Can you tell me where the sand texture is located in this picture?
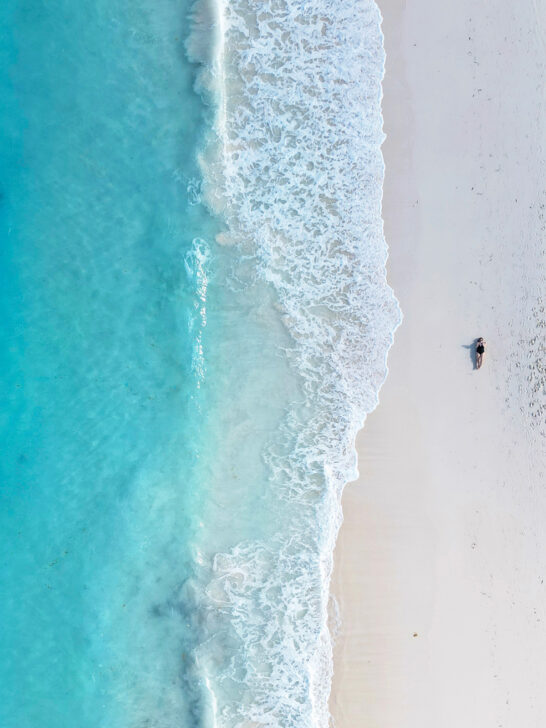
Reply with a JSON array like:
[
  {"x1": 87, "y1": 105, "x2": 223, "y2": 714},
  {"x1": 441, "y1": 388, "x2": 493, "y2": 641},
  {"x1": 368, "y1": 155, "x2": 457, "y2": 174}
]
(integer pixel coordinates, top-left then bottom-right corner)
[{"x1": 331, "y1": 0, "x2": 546, "y2": 726}]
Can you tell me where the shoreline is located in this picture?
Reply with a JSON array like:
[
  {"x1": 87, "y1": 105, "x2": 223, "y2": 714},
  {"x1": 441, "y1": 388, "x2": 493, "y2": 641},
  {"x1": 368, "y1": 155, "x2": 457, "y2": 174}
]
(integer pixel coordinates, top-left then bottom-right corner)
[{"x1": 331, "y1": 0, "x2": 546, "y2": 725}]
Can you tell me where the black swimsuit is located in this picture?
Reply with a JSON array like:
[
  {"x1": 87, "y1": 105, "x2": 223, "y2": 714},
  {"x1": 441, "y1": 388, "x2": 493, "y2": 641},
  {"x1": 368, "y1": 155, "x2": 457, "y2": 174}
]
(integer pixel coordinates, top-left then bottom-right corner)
[{"x1": 477, "y1": 345, "x2": 484, "y2": 354}]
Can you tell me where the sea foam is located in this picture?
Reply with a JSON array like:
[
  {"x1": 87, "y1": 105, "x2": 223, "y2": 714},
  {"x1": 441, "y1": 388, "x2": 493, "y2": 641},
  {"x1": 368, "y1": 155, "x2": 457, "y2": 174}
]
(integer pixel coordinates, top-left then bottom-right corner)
[{"x1": 187, "y1": 0, "x2": 401, "y2": 725}]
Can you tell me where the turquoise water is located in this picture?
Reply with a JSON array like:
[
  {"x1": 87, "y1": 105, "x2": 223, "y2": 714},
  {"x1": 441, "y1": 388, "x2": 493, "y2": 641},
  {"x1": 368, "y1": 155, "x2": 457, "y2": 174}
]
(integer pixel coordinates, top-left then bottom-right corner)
[
  {"x1": 0, "y1": 1, "x2": 400, "y2": 726},
  {"x1": 0, "y1": 1, "x2": 219, "y2": 724}
]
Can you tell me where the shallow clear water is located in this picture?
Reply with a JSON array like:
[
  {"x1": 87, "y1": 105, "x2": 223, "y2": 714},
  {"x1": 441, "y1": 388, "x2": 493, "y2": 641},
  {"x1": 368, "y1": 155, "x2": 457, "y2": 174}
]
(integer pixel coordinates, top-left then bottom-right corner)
[{"x1": 0, "y1": 1, "x2": 400, "y2": 726}]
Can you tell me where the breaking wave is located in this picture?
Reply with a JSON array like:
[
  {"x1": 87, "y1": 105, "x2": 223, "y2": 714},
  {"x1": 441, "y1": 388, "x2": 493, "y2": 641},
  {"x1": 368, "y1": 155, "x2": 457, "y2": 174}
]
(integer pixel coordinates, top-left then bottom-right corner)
[{"x1": 186, "y1": 0, "x2": 402, "y2": 725}]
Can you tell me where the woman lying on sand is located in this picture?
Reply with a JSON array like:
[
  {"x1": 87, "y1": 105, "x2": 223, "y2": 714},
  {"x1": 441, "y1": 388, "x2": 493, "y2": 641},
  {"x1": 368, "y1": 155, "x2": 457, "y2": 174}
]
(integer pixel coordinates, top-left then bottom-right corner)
[{"x1": 476, "y1": 337, "x2": 486, "y2": 369}]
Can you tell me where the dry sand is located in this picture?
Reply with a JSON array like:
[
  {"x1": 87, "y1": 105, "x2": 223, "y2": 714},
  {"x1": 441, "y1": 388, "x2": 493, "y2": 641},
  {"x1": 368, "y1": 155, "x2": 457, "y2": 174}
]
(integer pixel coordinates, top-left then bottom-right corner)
[{"x1": 331, "y1": 0, "x2": 546, "y2": 726}]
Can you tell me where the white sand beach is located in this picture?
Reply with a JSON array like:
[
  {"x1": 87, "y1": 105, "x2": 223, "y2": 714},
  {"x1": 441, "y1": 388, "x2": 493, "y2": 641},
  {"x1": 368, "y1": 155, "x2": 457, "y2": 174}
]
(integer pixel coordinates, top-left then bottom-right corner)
[{"x1": 331, "y1": 0, "x2": 546, "y2": 726}]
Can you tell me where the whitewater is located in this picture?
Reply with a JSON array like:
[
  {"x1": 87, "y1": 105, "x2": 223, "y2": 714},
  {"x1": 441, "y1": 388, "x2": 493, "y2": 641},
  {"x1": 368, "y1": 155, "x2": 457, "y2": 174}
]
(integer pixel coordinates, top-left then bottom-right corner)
[{"x1": 185, "y1": 0, "x2": 401, "y2": 726}]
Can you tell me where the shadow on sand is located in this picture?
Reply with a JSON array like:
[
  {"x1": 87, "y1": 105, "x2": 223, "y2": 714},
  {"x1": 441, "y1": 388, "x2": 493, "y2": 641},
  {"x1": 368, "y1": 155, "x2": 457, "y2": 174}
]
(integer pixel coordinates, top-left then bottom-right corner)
[{"x1": 462, "y1": 341, "x2": 479, "y2": 370}]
